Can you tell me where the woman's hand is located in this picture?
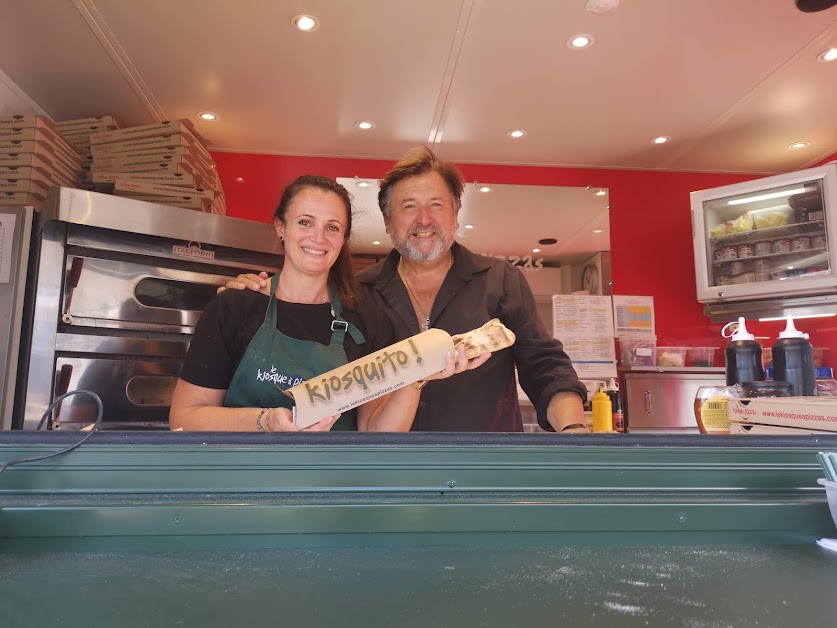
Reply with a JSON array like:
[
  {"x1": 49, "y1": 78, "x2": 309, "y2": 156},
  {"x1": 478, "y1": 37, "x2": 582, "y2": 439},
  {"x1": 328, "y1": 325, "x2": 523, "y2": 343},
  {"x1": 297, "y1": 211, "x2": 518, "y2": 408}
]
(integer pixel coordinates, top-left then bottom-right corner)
[
  {"x1": 423, "y1": 344, "x2": 491, "y2": 383},
  {"x1": 268, "y1": 408, "x2": 339, "y2": 432},
  {"x1": 217, "y1": 271, "x2": 271, "y2": 295}
]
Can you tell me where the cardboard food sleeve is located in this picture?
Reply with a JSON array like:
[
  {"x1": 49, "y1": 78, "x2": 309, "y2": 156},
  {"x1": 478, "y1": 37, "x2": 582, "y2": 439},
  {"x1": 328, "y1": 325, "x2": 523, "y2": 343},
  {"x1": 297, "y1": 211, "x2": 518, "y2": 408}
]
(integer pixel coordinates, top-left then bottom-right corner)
[{"x1": 285, "y1": 328, "x2": 454, "y2": 429}]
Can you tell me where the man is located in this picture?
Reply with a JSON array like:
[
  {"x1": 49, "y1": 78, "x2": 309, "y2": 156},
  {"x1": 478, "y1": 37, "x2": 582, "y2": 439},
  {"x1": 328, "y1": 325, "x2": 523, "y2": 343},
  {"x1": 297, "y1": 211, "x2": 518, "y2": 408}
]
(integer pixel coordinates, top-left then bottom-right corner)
[{"x1": 225, "y1": 147, "x2": 587, "y2": 432}]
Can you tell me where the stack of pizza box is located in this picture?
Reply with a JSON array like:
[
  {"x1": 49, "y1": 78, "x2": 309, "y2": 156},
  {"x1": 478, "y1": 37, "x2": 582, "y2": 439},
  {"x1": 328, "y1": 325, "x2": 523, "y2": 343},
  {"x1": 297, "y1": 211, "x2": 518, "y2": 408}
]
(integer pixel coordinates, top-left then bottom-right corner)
[
  {"x1": 87, "y1": 119, "x2": 226, "y2": 214},
  {"x1": 0, "y1": 115, "x2": 82, "y2": 210},
  {"x1": 55, "y1": 116, "x2": 120, "y2": 187}
]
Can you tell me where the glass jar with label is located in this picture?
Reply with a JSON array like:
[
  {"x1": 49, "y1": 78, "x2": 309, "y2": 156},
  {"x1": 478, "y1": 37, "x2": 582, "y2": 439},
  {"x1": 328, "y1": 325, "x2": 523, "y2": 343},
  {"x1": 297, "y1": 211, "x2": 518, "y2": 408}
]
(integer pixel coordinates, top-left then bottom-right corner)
[
  {"x1": 737, "y1": 243, "x2": 754, "y2": 258},
  {"x1": 694, "y1": 385, "x2": 741, "y2": 435},
  {"x1": 754, "y1": 241, "x2": 773, "y2": 257},
  {"x1": 773, "y1": 238, "x2": 792, "y2": 254}
]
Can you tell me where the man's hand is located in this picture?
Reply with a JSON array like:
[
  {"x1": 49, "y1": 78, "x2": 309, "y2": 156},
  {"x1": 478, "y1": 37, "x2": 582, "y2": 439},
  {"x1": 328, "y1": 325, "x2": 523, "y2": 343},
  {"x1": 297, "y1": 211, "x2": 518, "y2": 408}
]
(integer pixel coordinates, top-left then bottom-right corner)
[
  {"x1": 424, "y1": 344, "x2": 491, "y2": 383},
  {"x1": 217, "y1": 271, "x2": 271, "y2": 295}
]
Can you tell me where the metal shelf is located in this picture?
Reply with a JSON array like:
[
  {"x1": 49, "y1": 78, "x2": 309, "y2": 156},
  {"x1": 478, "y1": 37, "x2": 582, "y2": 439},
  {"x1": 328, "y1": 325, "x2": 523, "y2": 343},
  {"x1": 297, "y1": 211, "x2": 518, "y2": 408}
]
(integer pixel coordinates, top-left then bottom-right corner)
[
  {"x1": 712, "y1": 247, "x2": 827, "y2": 268},
  {"x1": 709, "y1": 220, "x2": 824, "y2": 246}
]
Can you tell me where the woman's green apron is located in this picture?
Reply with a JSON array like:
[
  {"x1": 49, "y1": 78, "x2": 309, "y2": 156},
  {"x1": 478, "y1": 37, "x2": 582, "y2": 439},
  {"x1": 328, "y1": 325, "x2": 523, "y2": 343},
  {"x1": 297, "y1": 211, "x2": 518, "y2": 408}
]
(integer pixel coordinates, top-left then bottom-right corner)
[{"x1": 224, "y1": 274, "x2": 365, "y2": 430}]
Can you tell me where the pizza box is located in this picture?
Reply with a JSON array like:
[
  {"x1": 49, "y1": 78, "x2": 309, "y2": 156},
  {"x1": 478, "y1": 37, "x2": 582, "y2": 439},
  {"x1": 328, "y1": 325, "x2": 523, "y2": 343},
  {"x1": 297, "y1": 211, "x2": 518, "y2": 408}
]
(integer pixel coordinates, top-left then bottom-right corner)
[
  {"x1": 93, "y1": 149, "x2": 204, "y2": 171},
  {"x1": 90, "y1": 119, "x2": 207, "y2": 149},
  {"x1": 101, "y1": 161, "x2": 195, "y2": 175},
  {"x1": 0, "y1": 152, "x2": 78, "y2": 183},
  {"x1": 0, "y1": 126, "x2": 66, "y2": 149},
  {"x1": 0, "y1": 177, "x2": 52, "y2": 197},
  {"x1": 0, "y1": 132, "x2": 83, "y2": 172},
  {"x1": 92, "y1": 145, "x2": 193, "y2": 164},
  {"x1": 727, "y1": 397, "x2": 837, "y2": 433},
  {"x1": 116, "y1": 193, "x2": 211, "y2": 211},
  {"x1": 60, "y1": 126, "x2": 111, "y2": 138},
  {"x1": 729, "y1": 421, "x2": 832, "y2": 435},
  {"x1": 0, "y1": 190, "x2": 46, "y2": 204},
  {"x1": 55, "y1": 116, "x2": 120, "y2": 132},
  {"x1": 90, "y1": 133, "x2": 200, "y2": 157},
  {"x1": 112, "y1": 179, "x2": 215, "y2": 200},
  {"x1": 0, "y1": 115, "x2": 57, "y2": 131},
  {"x1": 92, "y1": 171, "x2": 202, "y2": 188},
  {"x1": 0, "y1": 166, "x2": 55, "y2": 187}
]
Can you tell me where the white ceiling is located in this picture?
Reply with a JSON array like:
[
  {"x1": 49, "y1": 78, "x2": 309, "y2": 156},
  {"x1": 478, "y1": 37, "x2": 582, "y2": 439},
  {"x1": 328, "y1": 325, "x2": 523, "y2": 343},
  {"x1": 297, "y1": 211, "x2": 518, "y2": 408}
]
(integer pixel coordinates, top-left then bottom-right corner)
[{"x1": 0, "y1": 0, "x2": 835, "y2": 262}]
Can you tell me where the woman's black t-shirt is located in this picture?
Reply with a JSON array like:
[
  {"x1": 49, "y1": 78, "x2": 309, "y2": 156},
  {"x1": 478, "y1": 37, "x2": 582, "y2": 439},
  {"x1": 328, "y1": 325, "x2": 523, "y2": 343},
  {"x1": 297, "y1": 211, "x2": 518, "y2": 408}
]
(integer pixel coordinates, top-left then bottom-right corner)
[{"x1": 180, "y1": 289, "x2": 395, "y2": 390}]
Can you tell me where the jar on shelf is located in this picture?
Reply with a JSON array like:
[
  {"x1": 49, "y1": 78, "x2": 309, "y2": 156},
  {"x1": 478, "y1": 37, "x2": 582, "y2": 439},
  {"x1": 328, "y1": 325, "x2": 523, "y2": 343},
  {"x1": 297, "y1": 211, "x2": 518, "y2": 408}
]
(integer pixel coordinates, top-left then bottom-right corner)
[
  {"x1": 737, "y1": 243, "x2": 754, "y2": 258},
  {"x1": 719, "y1": 245, "x2": 738, "y2": 261},
  {"x1": 754, "y1": 241, "x2": 773, "y2": 256},
  {"x1": 791, "y1": 236, "x2": 811, "y2": 251},
  {"x1": 773, "y1": 238, "x2": 792, "y2": 254}
]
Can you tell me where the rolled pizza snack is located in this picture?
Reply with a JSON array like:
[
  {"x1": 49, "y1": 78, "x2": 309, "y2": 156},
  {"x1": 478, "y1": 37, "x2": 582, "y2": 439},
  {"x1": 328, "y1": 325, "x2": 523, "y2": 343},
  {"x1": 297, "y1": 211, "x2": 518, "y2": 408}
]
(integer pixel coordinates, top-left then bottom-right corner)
[
  {"x1": 286, "y1": 319, "x2": 516, "y2": 428},
  {"x1": 451, "y1": 318, "x2": 516, "y2": 359}
]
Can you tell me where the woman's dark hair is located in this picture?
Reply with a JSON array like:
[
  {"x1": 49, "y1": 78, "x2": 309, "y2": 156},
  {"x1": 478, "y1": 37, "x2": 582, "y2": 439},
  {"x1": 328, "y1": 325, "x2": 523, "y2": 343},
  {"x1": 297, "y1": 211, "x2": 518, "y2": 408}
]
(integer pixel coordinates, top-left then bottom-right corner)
[{"x1": 274, "y1": 175, "x2": 359, "y2": 308}]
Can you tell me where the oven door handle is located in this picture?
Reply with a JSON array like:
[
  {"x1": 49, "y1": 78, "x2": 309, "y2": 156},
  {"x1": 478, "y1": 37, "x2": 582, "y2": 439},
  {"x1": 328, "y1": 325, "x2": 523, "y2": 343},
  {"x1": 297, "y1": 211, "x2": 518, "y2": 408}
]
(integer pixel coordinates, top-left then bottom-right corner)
[
  {"x1": 62, "y1": 258, "x2": 84, "y2": 324},
  {"x1": 52, "y1": 364, "x2": 74, "y2": 429}
]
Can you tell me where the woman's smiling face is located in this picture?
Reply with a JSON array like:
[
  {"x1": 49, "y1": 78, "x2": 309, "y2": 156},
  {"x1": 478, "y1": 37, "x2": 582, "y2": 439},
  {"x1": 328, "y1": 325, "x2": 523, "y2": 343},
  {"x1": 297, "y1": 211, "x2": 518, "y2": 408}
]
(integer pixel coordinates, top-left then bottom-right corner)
[{"x1": 276, "y1": 187, "x2": 348, "y2": 277}]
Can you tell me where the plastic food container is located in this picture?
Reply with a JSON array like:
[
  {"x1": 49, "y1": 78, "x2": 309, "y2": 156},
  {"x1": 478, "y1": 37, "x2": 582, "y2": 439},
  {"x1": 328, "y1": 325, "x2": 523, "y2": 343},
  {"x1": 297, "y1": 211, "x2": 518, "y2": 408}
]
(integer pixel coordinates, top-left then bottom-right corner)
[
  {"x1": 817, "y1": 478, "x2": 837, "y2": 532},
  {"x1": 618, "y1": 336, "x2": 656, "y2": 366},
  {"x1": 687, "y1": 347, "x2": 717, "y2": 367},
  {"x1": 814, "y1": 347, "x2": 826, "y2": 367},
  {"x1": 656, "y1": 346, "x2": 688, "y2": 367}
]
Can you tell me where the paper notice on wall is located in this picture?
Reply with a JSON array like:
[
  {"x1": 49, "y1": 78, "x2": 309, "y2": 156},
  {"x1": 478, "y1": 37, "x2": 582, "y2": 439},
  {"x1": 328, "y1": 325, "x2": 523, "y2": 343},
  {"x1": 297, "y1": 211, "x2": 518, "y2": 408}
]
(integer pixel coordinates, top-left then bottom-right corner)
[
  {"x1": 612, "y1": 295, "x2": 655, "y2": 336},
  {"x1": 0, "y1": 213, "x2": 16, "y2": 284},
  {"x1": 552, "y1": 295, "x2": 617, "y2": 379},
  {"x1": 285, "y1": 328, "x2": 455, "y2": 429}
]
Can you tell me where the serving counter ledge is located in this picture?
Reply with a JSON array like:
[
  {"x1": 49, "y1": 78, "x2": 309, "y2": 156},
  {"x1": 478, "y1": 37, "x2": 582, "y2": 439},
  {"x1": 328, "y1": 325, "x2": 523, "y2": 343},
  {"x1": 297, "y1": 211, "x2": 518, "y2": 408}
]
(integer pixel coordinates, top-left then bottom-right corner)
[{"x1": 2, "y1": 433, "x2": 837, "y2": 626}]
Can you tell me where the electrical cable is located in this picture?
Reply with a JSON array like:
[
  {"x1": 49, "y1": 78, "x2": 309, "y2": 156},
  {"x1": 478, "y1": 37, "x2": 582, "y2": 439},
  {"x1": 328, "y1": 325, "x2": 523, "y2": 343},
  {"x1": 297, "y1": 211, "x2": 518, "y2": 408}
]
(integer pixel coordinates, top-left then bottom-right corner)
[{"x1": 0, "y1": 390, "x2": 104, "y2": 474}]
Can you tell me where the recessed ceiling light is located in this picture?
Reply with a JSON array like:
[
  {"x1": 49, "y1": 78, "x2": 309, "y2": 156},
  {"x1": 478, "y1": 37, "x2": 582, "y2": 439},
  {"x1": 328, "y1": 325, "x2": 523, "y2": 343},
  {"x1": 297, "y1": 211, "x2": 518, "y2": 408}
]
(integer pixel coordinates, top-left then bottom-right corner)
[
  {"x1": 507, "y1": 129, "x2": 526, "y2": 138},
  {"x1": 198, "y1": 112, "x2": 218, "y2": 121},
  {"x1": 787, "y1": 265, "x2": 795, "y2": 270},
  {"x1": 235, "y1": 177, "x2": 245, "y2": 182},
  {"x1": 355, "y1": 121, "x2": 375, "y2": 130},
  {"x1": 357, "y1": 181, "x2": 369, "y2": 188},
  {"x1": 595, "y1": 189, "x2": 606, "y2": 196},
  {"x1": 292, "y1": 15, "x2": 319, "y2": 32},
  {"x1": 464, "y1": 224, "x2": 474, "y2": 229},
  {"x1": 585, "y1": 0, "x2": 619, "y2": 13},
  {"x1": 372, "y1": 240, "x2": 381, "y2": 245},
  {"x1": 567, "y1": 34, "x2": 594, "y2": 49},
  {"x1": 479, "y1": 186, "x2": 491, "y2": 192},
  {"x1": 651, "y1": 136, "x2": 670, "y2": 144},
  {"x1": 817, "y1": 47, "x2": 837, "y2": 62},
  {"x1": 788, "y1": 141, "x2": 810, "y2": 150},
  {"x1": 593, "y1": 229, "x2": 604, "y2": 234},
  {"x1": 538, "y1": 238, "x2": 557, "y2": 245},
  {"x1": 532, "y1": 248, "x2": 541, "y2": 253}
]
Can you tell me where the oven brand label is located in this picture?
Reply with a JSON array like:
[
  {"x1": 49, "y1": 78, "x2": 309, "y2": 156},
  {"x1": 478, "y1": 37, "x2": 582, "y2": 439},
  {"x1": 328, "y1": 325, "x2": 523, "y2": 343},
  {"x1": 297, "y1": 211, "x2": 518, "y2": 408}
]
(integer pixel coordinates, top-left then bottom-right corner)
[{"x1": 173, "y1": 242, "x2": 215, "y2": 259}]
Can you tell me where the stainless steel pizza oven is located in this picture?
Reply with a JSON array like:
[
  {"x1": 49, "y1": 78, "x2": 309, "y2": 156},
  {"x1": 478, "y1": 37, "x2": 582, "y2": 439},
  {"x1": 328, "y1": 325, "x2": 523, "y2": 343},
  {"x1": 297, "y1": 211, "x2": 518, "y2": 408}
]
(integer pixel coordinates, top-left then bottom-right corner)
[{"x1": 17, "y1": 187, "x2": 280, "y2": 430}]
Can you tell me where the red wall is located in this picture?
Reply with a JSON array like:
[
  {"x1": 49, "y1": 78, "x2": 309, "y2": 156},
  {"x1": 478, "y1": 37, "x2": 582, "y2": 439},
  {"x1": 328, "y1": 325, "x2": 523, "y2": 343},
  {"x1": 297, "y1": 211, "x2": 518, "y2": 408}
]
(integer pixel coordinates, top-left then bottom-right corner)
[{"x1": 211, "y1": 150, "x2": 837, "y2": 364}]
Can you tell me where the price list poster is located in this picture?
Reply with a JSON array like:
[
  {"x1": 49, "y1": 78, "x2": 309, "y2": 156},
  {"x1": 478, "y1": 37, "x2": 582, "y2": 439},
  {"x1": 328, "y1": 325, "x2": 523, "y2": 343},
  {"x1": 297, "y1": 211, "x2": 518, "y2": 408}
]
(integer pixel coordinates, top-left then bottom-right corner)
[
  {"x1": 612, "y1": 295, "x2": 656, "y2": 337},
  {"x1": 551, "y1": 295, "x2": 617, "y2": 379}
]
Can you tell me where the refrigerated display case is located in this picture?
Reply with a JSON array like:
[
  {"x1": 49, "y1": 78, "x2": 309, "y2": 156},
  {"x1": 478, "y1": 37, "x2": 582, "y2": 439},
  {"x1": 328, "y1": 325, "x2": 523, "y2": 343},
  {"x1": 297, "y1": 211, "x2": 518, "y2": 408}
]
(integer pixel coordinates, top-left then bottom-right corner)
[{"x1": 692, "y1": 163, "x2": 837, "y2": 308}]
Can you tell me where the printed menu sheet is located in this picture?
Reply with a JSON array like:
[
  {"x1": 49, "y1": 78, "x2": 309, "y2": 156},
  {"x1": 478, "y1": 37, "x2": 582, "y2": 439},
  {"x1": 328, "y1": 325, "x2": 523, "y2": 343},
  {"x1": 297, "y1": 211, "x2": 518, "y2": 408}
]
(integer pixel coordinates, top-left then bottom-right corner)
[
  {"x1": 612, "y1": 295, "x2": 655, "y2": 336},
  {"x1": 0, "y1": 213, "x2": 16, "y2": 284},
  {"x1": 552, "y1": 295, "x2": 617, "y2": 379}
]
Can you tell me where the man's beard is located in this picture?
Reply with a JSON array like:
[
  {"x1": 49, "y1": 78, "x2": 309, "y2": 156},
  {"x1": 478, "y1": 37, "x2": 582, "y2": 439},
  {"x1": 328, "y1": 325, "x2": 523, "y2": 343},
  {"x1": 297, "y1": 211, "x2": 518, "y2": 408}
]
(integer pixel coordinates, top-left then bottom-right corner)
[{"x1": 390, "y1": 224, "x2": 455, "y2": 263}]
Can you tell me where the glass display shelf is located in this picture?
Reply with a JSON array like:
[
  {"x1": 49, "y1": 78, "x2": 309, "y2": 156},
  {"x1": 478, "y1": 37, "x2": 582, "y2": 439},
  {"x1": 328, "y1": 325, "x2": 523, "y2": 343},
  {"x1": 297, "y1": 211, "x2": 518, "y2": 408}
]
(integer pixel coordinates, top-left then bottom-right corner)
[{"x1": 709, "y1": 220, "x2": 824, "y2": 246}]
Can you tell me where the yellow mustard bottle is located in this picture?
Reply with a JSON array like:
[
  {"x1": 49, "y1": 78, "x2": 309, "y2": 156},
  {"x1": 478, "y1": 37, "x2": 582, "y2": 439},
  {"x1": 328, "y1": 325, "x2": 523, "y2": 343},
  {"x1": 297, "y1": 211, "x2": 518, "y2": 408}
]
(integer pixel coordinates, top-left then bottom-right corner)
[{"x1": 592, "y1": 386, "x2": 613, "y2": 433}]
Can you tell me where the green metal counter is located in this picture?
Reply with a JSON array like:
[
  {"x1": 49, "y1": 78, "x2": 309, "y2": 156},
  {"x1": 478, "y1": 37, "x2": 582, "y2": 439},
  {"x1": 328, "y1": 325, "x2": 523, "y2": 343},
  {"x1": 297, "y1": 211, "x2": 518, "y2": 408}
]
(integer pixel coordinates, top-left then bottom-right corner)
[{"x1": 1, "y1": 432, "x2": 836, "y2": 626}]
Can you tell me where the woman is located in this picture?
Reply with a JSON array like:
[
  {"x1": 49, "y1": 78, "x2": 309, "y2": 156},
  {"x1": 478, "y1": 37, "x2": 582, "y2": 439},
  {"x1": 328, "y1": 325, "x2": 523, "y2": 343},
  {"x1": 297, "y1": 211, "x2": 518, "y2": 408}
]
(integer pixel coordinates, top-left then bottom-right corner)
[{"x1": 170, "y1": 175, "x2": 487, "y2": 432}]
